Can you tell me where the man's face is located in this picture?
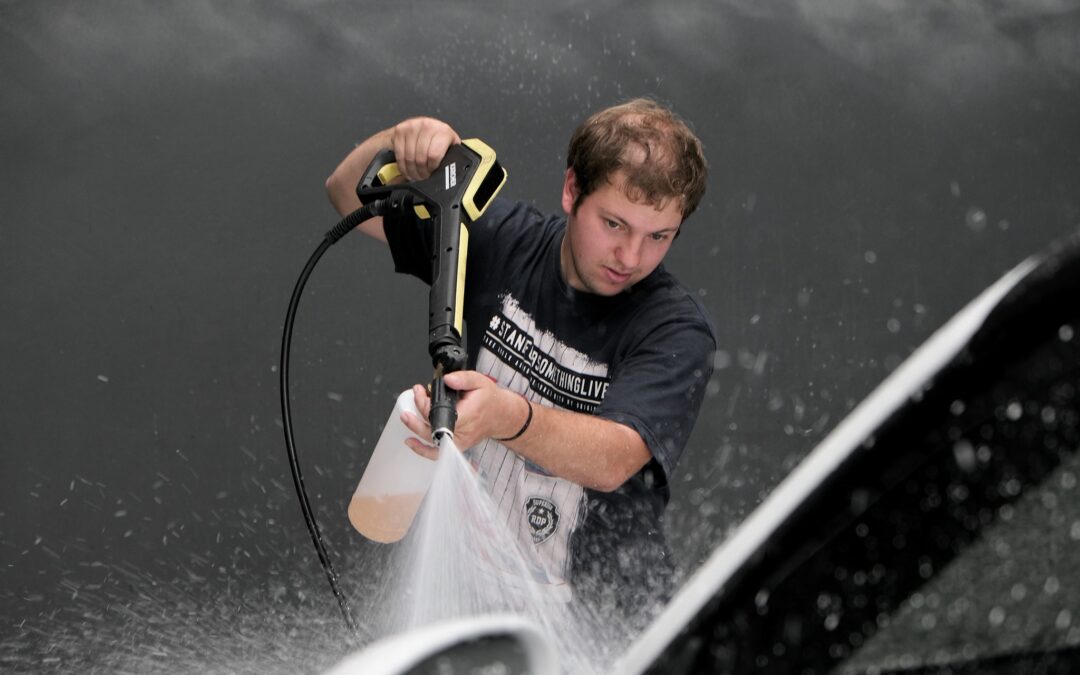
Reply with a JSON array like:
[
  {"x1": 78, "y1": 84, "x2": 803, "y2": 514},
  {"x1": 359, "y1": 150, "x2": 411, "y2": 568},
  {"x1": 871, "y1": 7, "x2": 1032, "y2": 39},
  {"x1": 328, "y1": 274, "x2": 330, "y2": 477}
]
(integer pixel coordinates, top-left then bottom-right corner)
[{"x1": 560, "y1": 168, "x2": 683, "y2": 296}]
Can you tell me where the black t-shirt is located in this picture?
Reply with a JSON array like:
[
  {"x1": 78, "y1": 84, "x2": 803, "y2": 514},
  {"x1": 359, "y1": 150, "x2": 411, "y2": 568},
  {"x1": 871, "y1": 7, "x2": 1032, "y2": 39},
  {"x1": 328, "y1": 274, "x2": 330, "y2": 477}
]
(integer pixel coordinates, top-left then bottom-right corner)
[{"x1": 384, "y1": 198, "x2": 715, "y2": 612}]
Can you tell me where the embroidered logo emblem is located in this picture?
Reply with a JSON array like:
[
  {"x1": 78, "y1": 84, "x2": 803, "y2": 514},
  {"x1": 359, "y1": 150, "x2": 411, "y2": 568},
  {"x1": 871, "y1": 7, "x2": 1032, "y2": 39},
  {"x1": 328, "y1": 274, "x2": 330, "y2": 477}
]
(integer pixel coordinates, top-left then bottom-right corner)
[{"x1": 524, "y1": 497, "x2": 560, "y2": 544}]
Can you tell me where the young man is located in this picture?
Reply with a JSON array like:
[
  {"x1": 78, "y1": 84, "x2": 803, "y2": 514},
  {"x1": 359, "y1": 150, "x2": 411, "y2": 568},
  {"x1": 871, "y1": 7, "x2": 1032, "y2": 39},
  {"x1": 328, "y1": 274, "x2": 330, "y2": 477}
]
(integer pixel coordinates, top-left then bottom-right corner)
[{"x1": 326, "y1": 99, "x2": 715, "y2": 624}]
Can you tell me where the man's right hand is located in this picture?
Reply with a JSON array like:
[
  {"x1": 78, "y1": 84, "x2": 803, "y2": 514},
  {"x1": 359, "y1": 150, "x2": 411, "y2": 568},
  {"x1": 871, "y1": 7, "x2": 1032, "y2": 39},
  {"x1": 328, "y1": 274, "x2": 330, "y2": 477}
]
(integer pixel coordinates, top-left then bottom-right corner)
[
  {"x1": 386, "y1": 117, "x2": 462, "y2": 182},
  {"x1": 325, "y1": 116, "x2": 461, "y2": 241}
]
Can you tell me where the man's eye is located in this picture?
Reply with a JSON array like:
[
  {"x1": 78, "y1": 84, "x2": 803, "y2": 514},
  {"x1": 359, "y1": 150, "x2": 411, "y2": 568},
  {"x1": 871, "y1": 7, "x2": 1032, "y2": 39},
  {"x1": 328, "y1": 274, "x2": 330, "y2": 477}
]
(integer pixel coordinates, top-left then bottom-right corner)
[
  {"x1": 651, "y1": 233, "x2": 669, "y2": 242},
  {"x1": 605, "y1": 219, "x2": 620, "y2": 229}
]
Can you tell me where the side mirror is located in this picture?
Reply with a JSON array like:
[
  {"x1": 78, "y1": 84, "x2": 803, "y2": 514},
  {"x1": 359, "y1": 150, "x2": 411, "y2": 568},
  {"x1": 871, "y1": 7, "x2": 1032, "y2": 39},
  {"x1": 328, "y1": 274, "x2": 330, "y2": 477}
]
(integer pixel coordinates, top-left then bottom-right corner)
[{"x1": 324, "y1": 614, "x2": 559, "y2": 675}]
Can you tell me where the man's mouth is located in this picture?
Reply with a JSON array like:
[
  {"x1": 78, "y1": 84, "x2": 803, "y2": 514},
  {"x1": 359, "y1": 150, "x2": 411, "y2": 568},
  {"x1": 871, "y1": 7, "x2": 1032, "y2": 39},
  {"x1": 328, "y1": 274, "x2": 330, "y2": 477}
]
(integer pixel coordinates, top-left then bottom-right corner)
[{"x1": 603, "y1": 266, "x2": 632, "y2": 284}]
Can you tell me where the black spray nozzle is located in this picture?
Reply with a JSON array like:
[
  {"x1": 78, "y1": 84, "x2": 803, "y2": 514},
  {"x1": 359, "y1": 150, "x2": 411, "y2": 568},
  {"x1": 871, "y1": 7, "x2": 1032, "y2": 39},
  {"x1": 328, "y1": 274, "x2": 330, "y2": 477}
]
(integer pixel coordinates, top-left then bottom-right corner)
[
  {"x1": 430, "y1": 342, "x2": 467, "y2": 373},
  {"x1": 429, "y1": 376, "x2": 458, "y2": 441}
]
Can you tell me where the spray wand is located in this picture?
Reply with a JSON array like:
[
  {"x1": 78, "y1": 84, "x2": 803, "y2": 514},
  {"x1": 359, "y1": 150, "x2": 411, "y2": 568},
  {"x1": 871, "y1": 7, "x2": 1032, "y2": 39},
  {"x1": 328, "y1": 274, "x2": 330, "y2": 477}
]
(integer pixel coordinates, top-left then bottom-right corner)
[{"x1": 279, "y1": 140, "x2": 506, "y2": 634}]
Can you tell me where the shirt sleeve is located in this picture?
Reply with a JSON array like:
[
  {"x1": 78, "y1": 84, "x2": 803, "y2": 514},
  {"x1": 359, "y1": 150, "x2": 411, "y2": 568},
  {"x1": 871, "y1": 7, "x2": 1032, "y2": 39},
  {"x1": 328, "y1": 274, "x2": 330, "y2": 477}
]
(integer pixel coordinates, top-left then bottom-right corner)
[
  {"x1": 595, "y1": 297, "x2": 716, "y2": 482},
  {"x1": 384, "y1": 198, "x2": 518, "y2": 285},
  {"x1": 383, "y1": 207, "x2": 435, "y2": 284}
]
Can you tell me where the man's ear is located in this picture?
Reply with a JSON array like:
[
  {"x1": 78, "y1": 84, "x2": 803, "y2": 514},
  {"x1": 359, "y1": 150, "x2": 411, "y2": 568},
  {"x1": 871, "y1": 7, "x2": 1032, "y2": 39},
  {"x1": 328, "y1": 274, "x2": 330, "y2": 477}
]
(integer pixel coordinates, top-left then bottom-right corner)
[{"x1": 561, "y1": 167, "x2": 579, "y2": 215}]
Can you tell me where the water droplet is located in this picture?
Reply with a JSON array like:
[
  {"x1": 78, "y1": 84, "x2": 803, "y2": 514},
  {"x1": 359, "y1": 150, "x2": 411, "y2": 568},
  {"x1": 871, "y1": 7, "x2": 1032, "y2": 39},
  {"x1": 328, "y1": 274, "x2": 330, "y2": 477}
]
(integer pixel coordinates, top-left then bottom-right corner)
[
  {"x1": 965, "y1": 207, "x2": 987, "y2": 232},
  {"x1": 817, "y1": 591, "x2": 833, "y2": 609},
  {"x1": 1010, "y1": 583, "x2": 1027, "y2": 601},
  {"x1": 989, "y1": 606, "x2": 1006, "y2": 626},
  {"x1": 1057, "y1": 609, "x2": 1072, "y2": 630},
  {"x1": 712, "y1": 350, "x2": 731, "y2": 370},
  {"x1": 953, "y1": 441, "x2": 976, "y2": 472},
  {"x1": 755, "y1": 589, "x2": 769, "y2": 608},
  {"x1": 1045, "y1": 576, "x2": 1061, "y2": 595},
  {"x1": 824, "y1": 613, "x2": 839, "y2": 631},
  {"x1": 999, "y1": 504, "x2": 1016, "y2": 522},
  {"x1": 1005, "y1": 401, "x2": 1023, "y2": 421},
  {"x1": 1042, "y1": 406, "x2": 1058, "y2": 424},
  {"x1": 1060, "y1": 325, "x2": 1075, "y2": 342},
  {"x1": 886, "y1": 318, "x2": 901, "y2": 334},
  {"x1": 864, "y1": 250, "x2": 877, "y2": 264},
  {"x1": 948, "y1": 483, "x2": 970, "y2": 502},
  {"x1": 919, "y1": 561, "x2": 933, "y2": 579}
]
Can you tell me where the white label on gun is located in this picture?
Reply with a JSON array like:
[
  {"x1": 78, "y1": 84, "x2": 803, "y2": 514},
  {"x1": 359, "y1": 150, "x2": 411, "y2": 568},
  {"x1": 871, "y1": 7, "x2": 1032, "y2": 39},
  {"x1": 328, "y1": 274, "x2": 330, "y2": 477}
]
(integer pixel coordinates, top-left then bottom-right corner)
[{"x1": 445, "y1": 163, "x2": 457, "y2": 190}]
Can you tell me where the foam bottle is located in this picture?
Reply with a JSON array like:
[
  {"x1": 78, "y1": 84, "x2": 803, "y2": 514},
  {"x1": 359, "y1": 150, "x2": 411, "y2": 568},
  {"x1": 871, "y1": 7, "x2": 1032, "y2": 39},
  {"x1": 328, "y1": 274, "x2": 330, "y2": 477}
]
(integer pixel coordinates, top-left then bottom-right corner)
[{"x1": 348, "y1": 390, "x2": 436, "y2": 543}]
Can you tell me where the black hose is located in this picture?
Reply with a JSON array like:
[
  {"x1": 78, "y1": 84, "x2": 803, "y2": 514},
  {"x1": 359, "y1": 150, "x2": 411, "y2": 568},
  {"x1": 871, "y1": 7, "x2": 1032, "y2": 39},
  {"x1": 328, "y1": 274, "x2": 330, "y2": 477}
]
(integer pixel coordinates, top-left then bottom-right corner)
[{"x1": 278, "y1": 199, "x2": 387, "y2": 637}]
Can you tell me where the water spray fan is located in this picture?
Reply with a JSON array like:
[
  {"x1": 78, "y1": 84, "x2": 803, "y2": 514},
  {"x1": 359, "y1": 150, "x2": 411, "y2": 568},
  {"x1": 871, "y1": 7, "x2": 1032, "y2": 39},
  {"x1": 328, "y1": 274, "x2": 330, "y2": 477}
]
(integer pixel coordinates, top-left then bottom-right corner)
[{"x1": 279, "y1": 139, "x2": 506, "y2": 635}]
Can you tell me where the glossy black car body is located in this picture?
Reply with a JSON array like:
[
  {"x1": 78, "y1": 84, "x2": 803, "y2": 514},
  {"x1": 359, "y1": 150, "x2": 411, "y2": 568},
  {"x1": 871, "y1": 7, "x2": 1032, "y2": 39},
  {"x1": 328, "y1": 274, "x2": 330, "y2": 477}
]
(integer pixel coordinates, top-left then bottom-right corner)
[{"x1": 636, "y1": 231, "x2": 1080, "y2": 674}]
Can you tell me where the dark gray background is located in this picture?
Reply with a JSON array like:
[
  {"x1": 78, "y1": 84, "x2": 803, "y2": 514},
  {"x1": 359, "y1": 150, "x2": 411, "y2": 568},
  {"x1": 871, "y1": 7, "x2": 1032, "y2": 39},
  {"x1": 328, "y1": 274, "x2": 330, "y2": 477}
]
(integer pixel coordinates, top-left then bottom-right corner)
[{"x1": 2, "y1": 1, "x2": 1079, "y2": 672}]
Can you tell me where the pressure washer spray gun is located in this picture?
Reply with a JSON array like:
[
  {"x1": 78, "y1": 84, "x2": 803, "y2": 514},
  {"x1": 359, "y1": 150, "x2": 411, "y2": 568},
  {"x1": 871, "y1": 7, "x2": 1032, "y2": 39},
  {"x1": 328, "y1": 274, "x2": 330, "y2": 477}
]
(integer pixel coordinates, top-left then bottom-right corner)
[
  {"x1": 278, "y1": 139, "x2": 506, "y2": 634},
  {"x1": 355, "y1": 139, "x2": 507, "y2": 439}
]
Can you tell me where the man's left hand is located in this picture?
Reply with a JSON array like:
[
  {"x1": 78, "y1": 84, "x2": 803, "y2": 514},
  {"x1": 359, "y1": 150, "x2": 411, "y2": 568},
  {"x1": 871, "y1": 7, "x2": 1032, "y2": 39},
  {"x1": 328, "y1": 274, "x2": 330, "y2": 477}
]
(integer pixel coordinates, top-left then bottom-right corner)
[{"x1": 400, "y1": 371, "x2": 531, "y2": 455}]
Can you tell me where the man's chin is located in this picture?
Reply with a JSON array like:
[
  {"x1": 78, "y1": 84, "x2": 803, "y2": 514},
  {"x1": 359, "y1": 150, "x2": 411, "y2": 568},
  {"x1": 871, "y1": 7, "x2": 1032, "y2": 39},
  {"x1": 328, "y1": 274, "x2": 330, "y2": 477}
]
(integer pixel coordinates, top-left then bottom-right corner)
[{"x1": 582, "y1": 276, "x2": 632, "y2": 296}]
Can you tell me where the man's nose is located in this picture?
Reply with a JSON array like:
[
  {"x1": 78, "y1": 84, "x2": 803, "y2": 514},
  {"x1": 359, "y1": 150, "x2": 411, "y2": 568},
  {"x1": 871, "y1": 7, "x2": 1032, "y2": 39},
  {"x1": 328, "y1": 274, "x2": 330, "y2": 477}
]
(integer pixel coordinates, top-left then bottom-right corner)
[{"x1": 616, "y1": 236, "x2": 643, "y2": 270}]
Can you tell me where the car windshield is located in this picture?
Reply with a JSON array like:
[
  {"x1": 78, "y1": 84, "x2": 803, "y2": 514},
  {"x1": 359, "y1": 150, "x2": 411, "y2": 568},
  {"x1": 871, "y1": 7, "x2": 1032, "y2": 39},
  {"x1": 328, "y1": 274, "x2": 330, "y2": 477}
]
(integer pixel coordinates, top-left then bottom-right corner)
[{"x1": 843, "y1": 447, "x2": 1080, "y2": 672}]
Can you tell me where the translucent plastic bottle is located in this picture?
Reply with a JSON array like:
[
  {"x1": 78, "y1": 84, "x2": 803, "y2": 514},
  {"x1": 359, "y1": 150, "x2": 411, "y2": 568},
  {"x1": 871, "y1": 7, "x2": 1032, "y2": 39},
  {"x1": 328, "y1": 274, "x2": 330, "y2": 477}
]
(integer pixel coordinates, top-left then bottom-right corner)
[{"x1": 348, "y1": 389, "x2": 437, "y2": 543}]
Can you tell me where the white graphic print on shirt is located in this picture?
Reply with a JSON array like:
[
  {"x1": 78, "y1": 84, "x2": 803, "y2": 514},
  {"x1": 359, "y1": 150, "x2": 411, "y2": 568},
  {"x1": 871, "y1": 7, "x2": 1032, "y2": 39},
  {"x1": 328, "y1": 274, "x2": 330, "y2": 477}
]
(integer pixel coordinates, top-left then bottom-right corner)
[{"x1": 468, "y1": 294, "x2": 611, "y2": 593}]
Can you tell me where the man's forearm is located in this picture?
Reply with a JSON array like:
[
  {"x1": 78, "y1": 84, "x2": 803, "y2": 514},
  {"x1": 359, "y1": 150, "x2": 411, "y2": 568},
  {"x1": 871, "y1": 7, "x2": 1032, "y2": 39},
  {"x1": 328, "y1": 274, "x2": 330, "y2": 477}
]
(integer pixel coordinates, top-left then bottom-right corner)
[
  {"x1": 502, "y1": 395, "x2": 653, "y2": 493},
  {"x1": 407, "y1": 371, "x2": 655, "y2": 493}
]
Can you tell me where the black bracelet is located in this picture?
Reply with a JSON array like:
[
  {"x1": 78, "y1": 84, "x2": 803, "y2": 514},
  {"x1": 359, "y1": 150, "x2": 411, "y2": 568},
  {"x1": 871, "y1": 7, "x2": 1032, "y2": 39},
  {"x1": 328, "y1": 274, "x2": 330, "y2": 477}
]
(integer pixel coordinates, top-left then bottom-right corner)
[{"x1": 494, "y1": 395, "x2": 533, "y2": 442}]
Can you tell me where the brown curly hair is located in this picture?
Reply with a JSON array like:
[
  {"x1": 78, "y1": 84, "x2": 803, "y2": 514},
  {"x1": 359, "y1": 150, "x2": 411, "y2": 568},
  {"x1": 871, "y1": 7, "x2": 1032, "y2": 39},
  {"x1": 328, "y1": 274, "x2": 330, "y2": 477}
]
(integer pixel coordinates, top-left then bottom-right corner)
[{"x1": 567, "y1": 98, "x2": 707, "y2": 221}]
